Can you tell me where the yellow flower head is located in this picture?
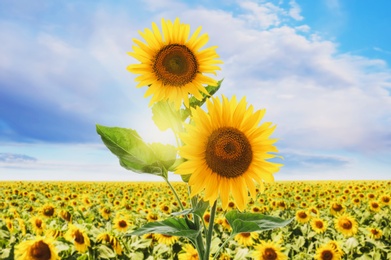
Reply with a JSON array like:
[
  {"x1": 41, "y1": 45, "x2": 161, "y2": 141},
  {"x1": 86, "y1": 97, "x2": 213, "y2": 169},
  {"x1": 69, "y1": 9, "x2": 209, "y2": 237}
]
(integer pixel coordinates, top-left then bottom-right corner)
[
  {"x1": 176, "y1": 95, "x2": 281, "y2": 211},
  {"x1": 252, "y1": 240, "x2": 287, "y2": 260},
  {"x1": 234, "y1": 232, "x2": 259, "y2": 247},
  {"x1": 15, "y1": 236, "x2": 59, "y2": 260},
  {"x1": 153, "y1": 233, "x2": 179, "y2": 246},
  {"x1": 178, "y1": 244, "x2": 199, "y2": 260},
  {"x1": 127, "y1": 18, "x2": 222, "y2": 109},
  {"x1": 310, "y1": 218, "x2": 328, "y2": 234},
  {"x1": 334, "y1": 214, "x2": 358, "y2": 237},
  {"x1": 315, "y1": 241, "x2": 344, "y2": 260},
  {"x1": 64, "y1": 224, "x2": 90, "y2": 253}
]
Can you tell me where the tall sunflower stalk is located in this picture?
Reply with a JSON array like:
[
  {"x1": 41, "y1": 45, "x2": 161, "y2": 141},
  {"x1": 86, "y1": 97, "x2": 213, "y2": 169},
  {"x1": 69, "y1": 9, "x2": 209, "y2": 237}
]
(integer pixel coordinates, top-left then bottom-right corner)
[{"x1": 97, "y1": 18, "x2": 293, "y2": 260}]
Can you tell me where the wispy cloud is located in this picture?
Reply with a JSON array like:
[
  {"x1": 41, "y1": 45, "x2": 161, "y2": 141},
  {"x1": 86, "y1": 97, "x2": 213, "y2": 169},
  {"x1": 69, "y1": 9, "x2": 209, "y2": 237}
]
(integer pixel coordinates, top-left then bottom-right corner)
[{"x1": 0, "y1": 153, "x2": 37, "y2": 163}]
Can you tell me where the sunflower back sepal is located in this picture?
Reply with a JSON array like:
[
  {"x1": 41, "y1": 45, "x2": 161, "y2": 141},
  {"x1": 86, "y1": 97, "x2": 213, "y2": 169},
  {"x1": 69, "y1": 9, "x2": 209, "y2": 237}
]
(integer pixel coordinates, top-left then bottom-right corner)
[
  {"x1": 189, "y1": 79, "x2": 223, "y2": 109},
  {"x1": 126, "y1": 217, "x2": 200, "y2": 244},
  {"x1": 96, "y1": 124, "x2": 176, "y2": 178},
  {"x1": 225, "y1": 210, "x2": 294, "y2": 235}
]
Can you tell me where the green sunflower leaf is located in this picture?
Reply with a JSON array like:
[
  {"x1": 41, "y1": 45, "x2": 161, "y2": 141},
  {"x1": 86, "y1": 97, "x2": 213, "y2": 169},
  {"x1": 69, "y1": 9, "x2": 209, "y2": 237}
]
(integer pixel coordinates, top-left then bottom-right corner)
[
  {"x1": 152, "y1": 100, "x2": 183, "y2": 132},
  {"x1": 127, "y1": 217, "x2": 200, "y2": 244},
  {"x1": 225, "y1": 211, "x2": 293, "y2": 235},
  {"x1": 96, "y1": 125, "x2": 176, "y2": 178}
]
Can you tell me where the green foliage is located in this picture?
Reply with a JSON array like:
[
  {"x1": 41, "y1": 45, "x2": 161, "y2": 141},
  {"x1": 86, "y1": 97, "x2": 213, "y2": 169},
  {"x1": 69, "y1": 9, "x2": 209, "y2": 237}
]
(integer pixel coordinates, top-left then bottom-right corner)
[
  {"x1": 128, "y1": 217, "x2": 200, "y2": 244},
  {"x1": 225, "y1": 210, "x2": 293, "y2": 235},
  {"x1": 189, "y1": 80, "x2": 223, "y2": 109},
  {"x1": 152, "y1": 101, "x2": 183, "y2": 132},
  {"x1": 96, "y1": 125, "x2": 177, "y2": 179}
]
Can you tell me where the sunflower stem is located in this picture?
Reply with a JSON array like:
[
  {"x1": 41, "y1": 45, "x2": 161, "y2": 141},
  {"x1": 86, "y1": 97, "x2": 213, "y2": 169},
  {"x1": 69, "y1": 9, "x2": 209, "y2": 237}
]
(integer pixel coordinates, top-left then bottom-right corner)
[
  {"x1": 163, "y1": 175, "x2": 184, "y2": 211},
  {"x1": 204, "y1": 201, "x2": 217, "y2": 260},
  {"x1": 212, "y1": 233, "x2": 235, "y2": 260}
]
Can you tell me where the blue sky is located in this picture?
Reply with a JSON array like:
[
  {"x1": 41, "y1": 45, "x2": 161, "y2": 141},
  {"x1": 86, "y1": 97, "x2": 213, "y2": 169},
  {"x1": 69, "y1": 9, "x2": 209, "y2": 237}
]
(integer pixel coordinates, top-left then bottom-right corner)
[{"x1": 1, "y1": 0, "x2": 390, "y2": 181}]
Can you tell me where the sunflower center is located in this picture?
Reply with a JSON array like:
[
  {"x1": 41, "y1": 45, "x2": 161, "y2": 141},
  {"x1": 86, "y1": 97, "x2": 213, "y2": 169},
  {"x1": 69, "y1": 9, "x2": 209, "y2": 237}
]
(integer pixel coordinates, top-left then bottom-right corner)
[
  {"x1": 205, "y1": 127, "x2": 253, "y2": 178},
  {"x1": 74, "y1": 230, "x2": 85, "y2": 244},
  {"x1": 341, "y1": 220, "x2": 352, "y2": 230},
  {"x1": 315, "y1": 221, "x2": 324, "y2": 228},
  {"x1": 321, "y1": 250, "x2": 333, "y2": 260},
  {"x1": 263, "y1": 248, "x2": 277, "y2": 260},
  {"x1": 241, "y1": 232, "x2": 251, "y2": 238},
  {"x1": 298, "y1": 212, "x2": 307, "y2": 219},
  {"x1": 119, "y1": 220, "x2": 127, "y2": 228},
  {"x1": 154, "y1": 44, "x2": 198, "y2": 87},
  {"x1": 35, "y1": 219, "x2": 42, "y2": 228},
  {"x1": 30, "y1": 240, "x2": 51, "y2": 260}
]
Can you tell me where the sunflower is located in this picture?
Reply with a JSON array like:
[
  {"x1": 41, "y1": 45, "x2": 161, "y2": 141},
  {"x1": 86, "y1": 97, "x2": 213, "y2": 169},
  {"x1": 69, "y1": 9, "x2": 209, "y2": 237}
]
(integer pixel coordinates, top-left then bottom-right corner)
[
  {"x1": 330, "y1": 203, "x2": 345, "y2": 216},
  {"x1": 252, "y1": 240, "x2": 287, "y2": 260},
  {"x1": 314, "y1": 242, "x2": 343, "y2": 260},
  {"x1": 380, "y1": 195, "x2": 391, "y2": 206},
  {"x1": 153, "y1": 233, "x2": 179, "y2": 246},
  {"x1": 31, "y1": 216, "x2": 45, "y2": 235},
  {"x1": 178, "y1": 244, "x2": 199, "y2": 260},
  {"x1": 295, "y1": 210, "x2": 310, "y2": 224},
  {"x1": 176, "y1": 95, "x2": 281, "y2": 211},
  {"x1": 368, "y1": 201, "x2": 381, "y2": 212},
  {"x1": 127, "y1": 18, "x2": 222, "y2": 109},
  {"x1": 14, "y1": 236, "x2": 59, "y2": 260},
  {"x1": 41, "y1": 204, "x2": 55, "y2": 218},
  {"x1": 367, "y1": 227, "x2": 382, "y2": 240},
  {"x1": 64, "y1": 224, "x2": 90, "y2": 253},
  {"x1": 310, "y1": 218, "x2": 328, "y2": 234},
  {"x1": 113, "y1": 215, "x2": 132, "y2": 232},
  {"x1": 234, "y1": 232, "x2": 259, "y2": 247},
  {"x1": 97, "y1": 232, "x2": 123, "y2": 255},
  {"x1": 334, "y1": 215, "x2": 358, "y2": 237}
]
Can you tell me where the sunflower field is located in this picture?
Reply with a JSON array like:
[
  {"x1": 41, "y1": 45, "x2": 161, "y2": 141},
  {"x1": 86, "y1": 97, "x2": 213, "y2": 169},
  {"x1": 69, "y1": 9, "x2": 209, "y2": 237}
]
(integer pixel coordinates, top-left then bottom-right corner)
[{"x1": 1, "y1": 180, "x2": 390, "y2": 260}]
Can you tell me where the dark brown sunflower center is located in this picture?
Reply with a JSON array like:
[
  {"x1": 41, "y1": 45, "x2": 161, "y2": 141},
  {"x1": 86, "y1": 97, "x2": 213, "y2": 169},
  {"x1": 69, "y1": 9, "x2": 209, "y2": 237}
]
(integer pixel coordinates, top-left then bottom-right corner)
[
  {"x1": 298, "y1": 212, "x2": 307, "y2": 219},
  {"x1": 371, "y1": 229, "x2": 379, "y2": 235},
  {"x1": 341, "y1": 220, "x2": 352, "y2": 229},
  {"x1": 263, "y1": 248, "x2": 277, "y2": 260},
  {"x1": 332, "y1": 204, "x2": 342, "y2": 211},
  {"x1": 205, "y1": 127, "x2": 252, "y2": 178},
  {"x1": 321, "y1": 250, "x2": 333, "y2": 260},
  {"x1": 43, "y1": 207, "x2": 54, "y2": 217},
  {"x1": 74, "y1": 230, "x2": 85, "y2": 244},
  {"x1": 241, "y1": 232, "x2": 251, "y2": 238},
  {"x1": 154, "y1": 44, "x2": 198, "y2": 87},
  {"x1": 30, "y1": 240, "x2": 51, "y2": 260},
  {"x1": 119, "y1": 220, "x2": 127, "y2": 228},
  {"x1": 315, "y1": 221, "x2": 324, "y2": 228},
  {"x1": 35, "y1": 219, "x2": 42, "y2": 228}
]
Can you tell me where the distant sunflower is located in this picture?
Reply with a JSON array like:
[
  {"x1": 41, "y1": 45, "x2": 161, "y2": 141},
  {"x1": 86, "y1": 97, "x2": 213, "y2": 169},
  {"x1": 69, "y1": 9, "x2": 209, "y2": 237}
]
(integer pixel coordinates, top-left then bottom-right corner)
[
  {"x1": 176, "y1": 95, "x2": 281, "y2": 211},
  {"x1": 369, "y1": 201, "x2": 381, "y2": 212},
  {"x1": 113, "y1": 217, "x2": 130, "y2": 232},
  {"x1": 295, "y1": 210, "x2": 310, "y2": 224},
  {"x1": 310, "y1": 218, "x2": 328, "y2": 234},
  {"x1": 153, "y1": 233, "x2": 179, "y2": 246},
  {"x1": 334, "y1": 215, "x2": 358, "y2": 237},
  {"x1": 31, "y1": 216, "x2": 45, "y2": 235},
  {"x1": 178, "y1": 244, "x2": 199, "y2": 260},
  {"x1": 252, "y1": 240, "x2": 287, "y2": 260},
  {"x1": 314, "y1": 242, "x2": 343, "y2": 260},
  {"x1": 234, "y1": 232, "x2": 259, "y2": 247},
  {"x1": 15, "y1": 236, "x2": 59, "y2": 260},
  {"x1": 64, "y1": 224, "x2": 90, "y2": 253},
  {"x1": 367, "y1": 227, "x2": 382, "y2": 240},
  {"x1": 127, "y1": 18, "x2": 222, "y2": 109}
]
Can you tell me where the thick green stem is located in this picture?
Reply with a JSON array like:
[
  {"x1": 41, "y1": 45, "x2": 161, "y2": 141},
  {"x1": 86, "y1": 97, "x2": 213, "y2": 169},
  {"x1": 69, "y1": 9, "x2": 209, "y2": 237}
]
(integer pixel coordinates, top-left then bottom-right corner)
[{"x1": 204, "y1": 201, "x2": 217, "y2": 259}]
